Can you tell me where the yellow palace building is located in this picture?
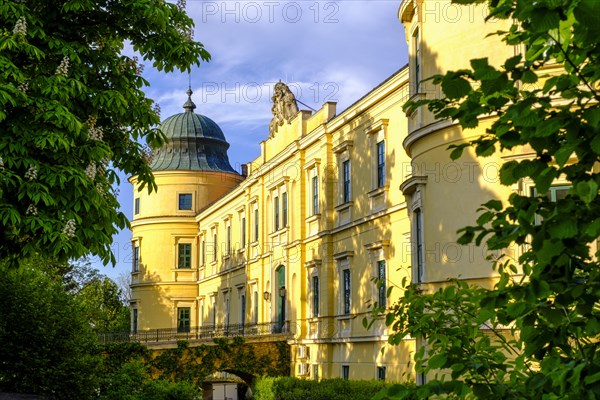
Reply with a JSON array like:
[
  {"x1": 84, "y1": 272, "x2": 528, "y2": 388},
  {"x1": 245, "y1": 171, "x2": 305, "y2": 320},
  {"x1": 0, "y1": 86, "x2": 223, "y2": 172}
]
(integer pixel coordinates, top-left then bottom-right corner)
[{"x1": 129, "y1": 0, "x2": 537, "y2": 383}]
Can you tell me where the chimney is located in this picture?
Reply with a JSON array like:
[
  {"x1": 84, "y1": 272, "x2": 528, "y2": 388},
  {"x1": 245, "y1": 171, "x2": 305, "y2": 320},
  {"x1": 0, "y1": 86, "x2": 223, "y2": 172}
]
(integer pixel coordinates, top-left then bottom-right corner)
[{"x1": 241, "y1": 163, "x2": 248, "y2": 178}]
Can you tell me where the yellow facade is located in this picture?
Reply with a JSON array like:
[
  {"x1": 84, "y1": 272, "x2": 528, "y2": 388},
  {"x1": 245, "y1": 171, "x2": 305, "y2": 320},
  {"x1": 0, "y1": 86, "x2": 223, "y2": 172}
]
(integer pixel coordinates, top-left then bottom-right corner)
[
  {"x1": 130, "y1": 68, "x2": 415, "y2": 381},
  {"x1": 129, "y1": 0, "x2": 544, "y2": 383}
]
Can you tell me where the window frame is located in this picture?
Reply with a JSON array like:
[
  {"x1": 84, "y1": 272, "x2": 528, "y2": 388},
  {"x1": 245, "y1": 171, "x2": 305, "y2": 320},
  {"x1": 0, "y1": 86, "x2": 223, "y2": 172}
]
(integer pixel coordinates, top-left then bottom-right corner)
[
  {"x1": 377, "y1": 260, "x2": 387, "y2": 308},
  {"x1": 312, "y1": 275, "x2": 319, "y2": 318},
  {"x1": 177, "y1": 307, "x2": 191, "y2": 333},
  {"x1": 132, "y1": 308, "x2": 138, "y2": 334},
  {"x1": 132, "y1": 244, "x2": 140, "y2": 272},
  {"x1": 178, "y1": 243, "x2": 192, "y2": 269},
  {"x1": 274, "y1": 195, "x2": 280, "y2": 231},
  {"x1": 282, "y1": 192, "x2": 288, "y2": 228},
  {"x1": 342, "y1": 365, "x2": 350, "y2": 380},
  {"x1": 178, "y1": 193, "x2": 193, "y2": 210},
  {"x1": 343, "y1": 159, "x2": 351, "y2": 203},
  {"x1": 377, "y1": 366, "x2": 386, "y2": 381},
  {"x1": 377, "y1": 140, "x2": 386, "y2": 188},
  {"x1": 342, "y1": 268, "x2": 351, "y2": 314},
  {"x1": 312, "y1": 175, "x2": 319, "y2": 215}
]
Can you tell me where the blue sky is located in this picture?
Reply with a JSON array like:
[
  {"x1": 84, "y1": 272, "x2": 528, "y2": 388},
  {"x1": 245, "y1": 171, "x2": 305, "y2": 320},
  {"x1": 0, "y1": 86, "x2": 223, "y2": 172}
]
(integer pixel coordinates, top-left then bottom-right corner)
[{"x1": 96, "y1": 0, "x2": 408, "y2": 281}]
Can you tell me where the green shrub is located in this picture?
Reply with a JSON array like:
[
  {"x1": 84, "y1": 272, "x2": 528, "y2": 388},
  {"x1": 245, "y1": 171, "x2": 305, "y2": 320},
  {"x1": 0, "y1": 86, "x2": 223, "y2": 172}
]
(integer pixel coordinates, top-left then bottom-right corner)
[{"x1": 253, "y1": 377, "x2": 402, "y2": 400}]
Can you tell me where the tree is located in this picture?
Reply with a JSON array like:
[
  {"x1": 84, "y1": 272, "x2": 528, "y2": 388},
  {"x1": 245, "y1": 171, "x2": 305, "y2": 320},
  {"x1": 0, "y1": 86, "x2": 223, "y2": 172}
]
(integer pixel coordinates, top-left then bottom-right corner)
[
  {"x1": 0, "y1": 0, "x2": 209, "y2": 266},
  {"x1": 0, "y1": 262, "x2": 101, "y2": 399},
  {"x1": 77, "y1": 275, "x2": 130, "y2": 332},
  {"x1": 377, "y1": 0, "x2": 600, "y2": 398}
]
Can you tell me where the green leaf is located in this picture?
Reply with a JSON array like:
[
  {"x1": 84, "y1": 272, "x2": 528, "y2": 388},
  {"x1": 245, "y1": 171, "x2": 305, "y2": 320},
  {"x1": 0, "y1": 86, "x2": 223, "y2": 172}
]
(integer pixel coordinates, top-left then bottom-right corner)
[
  {"x1": 442, "y1": 75, "x2": 472, "y2": 100},
  {"x1": 427, "y1": 354, "x2": 448, "y2": 370},
  {"x1": 575, "y1": 180, "x2": 598, "y2": 204}
]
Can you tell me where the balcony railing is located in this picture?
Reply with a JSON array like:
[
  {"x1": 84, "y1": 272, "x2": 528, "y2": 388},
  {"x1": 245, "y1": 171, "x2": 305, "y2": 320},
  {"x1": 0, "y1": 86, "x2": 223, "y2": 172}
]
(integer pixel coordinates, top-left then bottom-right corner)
[{"x1": 97, "y1": 321, "x2": 292, "y2": 345}]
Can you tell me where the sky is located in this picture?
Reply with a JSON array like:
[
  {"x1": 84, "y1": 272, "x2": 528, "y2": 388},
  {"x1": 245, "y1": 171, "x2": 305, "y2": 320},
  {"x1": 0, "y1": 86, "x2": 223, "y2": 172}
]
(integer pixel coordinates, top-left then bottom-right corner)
[{"x1": 95, "y1": 0, "x2": 409, "y2": 281}]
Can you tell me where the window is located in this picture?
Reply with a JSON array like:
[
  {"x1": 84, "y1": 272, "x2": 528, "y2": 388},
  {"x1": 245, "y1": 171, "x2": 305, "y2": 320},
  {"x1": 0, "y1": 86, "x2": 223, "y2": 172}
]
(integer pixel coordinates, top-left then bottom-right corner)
[
  {"x1": 343, "y1": 269, "x2": 351, "y2": 314},
  {"x1": 201, "y1": 239, "x2": 206, "y2": 265},
  {"x1": 177, "y1": 307, "x2": 191, "y2": 333},
  {"x1": 134, "y1": 197, "x2": 140, "y2": 215},
  {"x1": 225, "y1": 297, "x2": 230, "y2": 328},
  {"x1": 178, "y1": 243, "x2": 191, "y2": 269},
  {"x1": 342, "y1": 365, "x2": 350, "y2": 380},
  {"x1": 531, "y1": 185, "x2": 570, "y2": 225},
  {"x1": 274, "y1": 196, "x2": 280, "y2": 231},
  {"x1": 312, "y1": 275, "x2": 319, "y2": 317},
  {"x1": 132, "y1": 244, "x2": 139, "y2": 272},
  {"x1": 253, "y1": 290, "x2": 259, "y2": 324},
  {"x1": 377, "y1": 260, "x2": 387, "y2": 307},
  {"x1": 200, "y1": 302, "x2": 205, "y2": 326},
  {"x1": 312, "y1": 175, "x2": 319, "y2": 215},
  {"x1": 132, "y1": 308, "x2": 138, "y2": 334},
  {"x1": 240, "y1": 294, "x2": 246, "y2": 326},
  {"x1": 178, "y1": 193, "x2": 192, "y2": 210},
  {"x1": 282, "y1": 192, "x2": 288, "y2": 228},
  {"x1": 213, "y1": 233, "x2": 217, "y2": 262},
  {"x1": 227, "y1": 225, "x2": 231, "y2": 255},
  {"x1": 313, "y1": 364, "x2": 319, "y2": 381},
  {"x1": 530, "y1": 185, "x2": 570, "y2": 201},
  {"x1": 414, "y1": 29, "x2": 421, "y2": 93},
  {"x1": 343, "y1": 160, "x2": 351, "y2": 203},
  {"x1": 241, "y1": 217, "x2": 246, "y2": 247},
  {"x1": 254, "y1": 209, "x2": 259, "y2": 242},
  {"x1": 415, "y1": 208, "x2": 424, "y2": 283},
  {"x1": 377, "y1": 141, "x2": 385, "y2": 187},
  {"x1": 377, "y1": 366, "x2": 386, "y2": 381},
  {"x1": 212, "y1": 298, "x2": 217, "y2": 325}
]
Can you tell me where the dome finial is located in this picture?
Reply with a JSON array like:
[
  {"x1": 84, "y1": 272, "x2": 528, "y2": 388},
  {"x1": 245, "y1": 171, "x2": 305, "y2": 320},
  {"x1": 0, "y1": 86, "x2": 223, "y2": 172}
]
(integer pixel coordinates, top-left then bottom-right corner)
[
  {"x1": 183, "y1": 85, "x2": 196, "y2": 112},
  {"x1": 183, "y1": 72, "x2": 196, "y2": 112}
]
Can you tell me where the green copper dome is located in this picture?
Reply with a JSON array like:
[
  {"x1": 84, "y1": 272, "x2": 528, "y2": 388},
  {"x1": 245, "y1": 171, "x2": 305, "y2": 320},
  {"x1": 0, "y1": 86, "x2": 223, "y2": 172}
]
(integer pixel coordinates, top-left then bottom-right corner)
[{"x1": 150, "y1": 89, "x2": 238, "y2": 173}]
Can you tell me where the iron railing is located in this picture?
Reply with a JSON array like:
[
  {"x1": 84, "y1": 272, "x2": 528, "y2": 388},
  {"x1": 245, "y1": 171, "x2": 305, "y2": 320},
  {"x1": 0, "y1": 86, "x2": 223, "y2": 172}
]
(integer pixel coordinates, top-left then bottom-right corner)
[{"x1": 97, "y1": 321, "x2": 292, "y2": 345}]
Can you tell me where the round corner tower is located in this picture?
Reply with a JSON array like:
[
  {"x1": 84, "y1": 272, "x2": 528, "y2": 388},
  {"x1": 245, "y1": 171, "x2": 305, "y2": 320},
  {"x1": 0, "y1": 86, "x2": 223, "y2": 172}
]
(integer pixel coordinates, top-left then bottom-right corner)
[{"x1": 129, "y1": 89, "x2": 243, "y2": 332}]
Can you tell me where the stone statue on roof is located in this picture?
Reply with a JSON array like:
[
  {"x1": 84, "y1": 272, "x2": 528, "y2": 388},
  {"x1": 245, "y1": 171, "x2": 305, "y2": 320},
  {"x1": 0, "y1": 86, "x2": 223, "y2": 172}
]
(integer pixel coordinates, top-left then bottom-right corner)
[{"x1": 269, "y1": 81, "x2": 299, "y2": 137}]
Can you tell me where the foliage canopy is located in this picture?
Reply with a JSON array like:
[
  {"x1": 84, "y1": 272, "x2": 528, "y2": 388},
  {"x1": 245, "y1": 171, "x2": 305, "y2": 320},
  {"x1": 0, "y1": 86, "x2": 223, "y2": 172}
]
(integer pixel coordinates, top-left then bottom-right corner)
[{"x1": 0, "y1": 0, "x2": 209, "y2": 266}]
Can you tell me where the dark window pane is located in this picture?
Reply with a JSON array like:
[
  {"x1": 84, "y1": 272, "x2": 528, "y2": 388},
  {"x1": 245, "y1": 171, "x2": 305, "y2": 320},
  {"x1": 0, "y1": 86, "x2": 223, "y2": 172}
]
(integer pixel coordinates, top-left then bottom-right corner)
[{"x1": 178, "y1": 193, "x2": 192, "y2": 210}]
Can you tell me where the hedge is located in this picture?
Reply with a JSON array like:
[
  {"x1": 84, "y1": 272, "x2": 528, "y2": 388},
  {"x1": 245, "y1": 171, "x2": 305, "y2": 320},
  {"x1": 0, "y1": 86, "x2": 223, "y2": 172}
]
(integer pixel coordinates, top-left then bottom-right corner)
[{"x1": 252, "y1": 377, "x2": 407, "y2": 400}]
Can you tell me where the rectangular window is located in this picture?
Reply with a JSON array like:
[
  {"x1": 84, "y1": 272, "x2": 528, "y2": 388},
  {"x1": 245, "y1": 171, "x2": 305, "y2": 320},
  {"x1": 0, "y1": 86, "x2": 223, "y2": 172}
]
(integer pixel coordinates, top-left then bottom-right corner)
[
  {"x1": 178, "y1": 243, "x2": 191, "y2": 269},
  {"x1": 378, "y1": 260, "x2": 387, "y2": 307},
  {"x1": 377, "y1": 366, "x2": 386, "y2": 381},
  {"x1": 202, "y1": 240, "x2": 206, "y2": 265},
  {"x1": 274, "y1": 196, "x2": 280, "y2": 231},
  {"x1": 212, "y1": 298, "x2": 217, "y2": 325},
  {"x1": 282, "y1": 192, "x2": 288, "y2": 228},
  {"x1": 312, "y1": 175, "x2": 319, "y2": 215},
  {"x1": 134, "y1": 198, "x2": 140, "y2": 215},
  {"x1": 414, "y1": 29, "x2": 421, "y2": 93},
  {"x1": 213, "y1": 233, "x2": 217, "y2": 262},
  {"x1": 312, "y1": 275, "x2": 319, "y2": 318},
  {"x1": 377, "y1": 141, "x2": 386, "y2": 188},
  {"x1": 254, "y1": 209, "x2": 259, "y2": 242},
  {"x1": 343, "y1": 160, "x2": 350, "y2": 203},
  {"x1": 253, "y1": 291, "x2": 259, "y2": 324},
  {"x1": 177, "y1": 307, "x2": 191, "y2": 333},
  {"x1": 241, "y1": 217, "x2": 246, "y2": 247},
  {"x1": 132, "y1": 245, "x2": 139, "y2": 272},
  {"x1": 343, "y1": 269, "x2": 351, "y2": 314},
  {"x1": 178, "y1": 193, "x2": 192, "y2": 210},
  {"x1": 342, "y1": 365, "x2": 350, "y2": 380},
  {"x1": 132, "y1": 309, "x2": 138, "y2": 334},
  {"x1": 313, "y1": 364, "x2": 319, "y2": 381},
  {"x1": 227, "y1": 225, "x2": 231, "y2": 255},
  {"x1": 415, "y1": 208, "x2": 424, "y2": 283}
]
